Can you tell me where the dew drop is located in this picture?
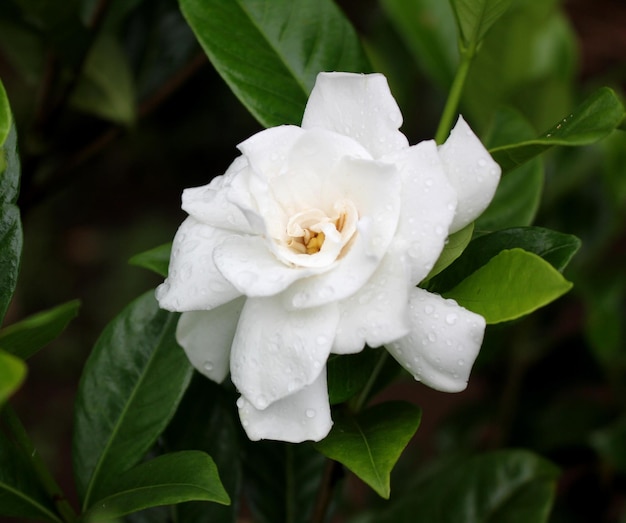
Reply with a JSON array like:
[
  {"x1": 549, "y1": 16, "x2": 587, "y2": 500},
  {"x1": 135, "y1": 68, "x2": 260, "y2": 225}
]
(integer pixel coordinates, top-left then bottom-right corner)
[
  {"x1": 458, "y1": 359, "x2": 465, "y2": 366},
  {"x1": 256, "y1": 395, "x2": 268, "y2": 409},
  {"x1": 236, "y1": 398, "x2": 245, "y2": 408},
  {"x1": 316, "y1": 335, "x2": 329, "y2": 345},
  {"x1": 305, "y1": 409, "x2": 316, "y2": 419},
  {"x1": 203, "y1": 361, "x2": 214, "y2": 372},
  {"x1": 445, "y1": 313, "x2": 458, "y2": 325},
  {"x1": 428, "y1": 332, "x2": 437, "y2": 342},
  {"x1": 478, "y1": 158, "x2": 487, "y2": 167},
  {"x1": 424, "y1": 305, "x2": 434, "y2": 314}
]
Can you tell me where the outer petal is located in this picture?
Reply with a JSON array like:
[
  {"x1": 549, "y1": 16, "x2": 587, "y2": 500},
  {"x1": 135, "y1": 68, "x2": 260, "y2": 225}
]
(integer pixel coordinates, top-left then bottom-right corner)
[
  {"x1": 383, "y1": 141, "x2": 457, "y2": 285},
  {"x1": 386, "y1": 287, "x2": 485, "y2": 392},
  {"x1": 237, "y1": 371, "x2": 332, "y2": 442},
  {"x1": 156, "y1": 217, "x2": 241, "y2": 311},
  {"x1": 302, "y1": 72, "x2": 409, "y2": 159},
  {"x1": 213, "y1": 235, "x2": 316, "y2": 296},
  {"x1": 438, "y1": 116, "x2": 501, "y2": 233},
  {"x1": 281, "y1": 157, "x2": 402, "y2": 310},
  {"x1": 230, "y1": 296, "x2": 339, "y2": 410},
  {"x1": 333, "y1": 249, "x2": 411, "y2": 354},
  {"x1": 181, "y1": 156, "x2": 253, "y2": 233},
  {"x1": 176, "y1": 297, "x2": 245, "y2": 383}
]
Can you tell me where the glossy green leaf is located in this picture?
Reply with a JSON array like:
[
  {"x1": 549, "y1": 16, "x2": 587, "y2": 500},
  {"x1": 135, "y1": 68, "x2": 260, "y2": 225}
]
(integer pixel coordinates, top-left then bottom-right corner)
[
  {"x1": 428, "y1": 227, "x2": 581, "y2": 294},
  {"x1": 591, "y1": 417, "x2": 626, "y2": 474},
  {"x1": 73, "y1": 291, "x2": 193, "y2": 510},
  {"x1": 449, "y1": 0, "x2": 513, "y2": 49},
  {"x1": 327, "y1": 348, "x2": 382, "y2": 405},
  {"x1": 380, "y1": 0, "x2": 458, "y2": 87},
  {"x1": 129, "y1": 243, "x2": 171, "y2": 278},
  {"x1": 70, "y1": 34, "x2": 136, "y2": 125},
  {"x1": 361, "y1": 450, "x2": 559, "y2": 523},
  {"x1": 0, "y1": 300, "x2": 80, "y2": 360},
  {"x1": 0, "y1": 80, "x2": 22, "y2": 327},
  {"x1": 426, "y1": 223, "x2": 474, "y2": 281},
  {"x1": 0, "y1": 348, "x2": 26, "y2": 404},
  {"x1": 0, "y1": 429, "x2": 61, "y2": 522},
  {"x1": 490, "y1": 87, "x2": 626, "y2": 173},
  {"x1": 179, "y1": 0, "x2": 371, "y2": 127},
  {"x1": 315, "y1": 401, "x2": 421, "y2": 499},
  {"x1": 444, "y1": 248, "x2": 573, "y2": 324},
  {"x1": 166, "y1": 377, "x2": 243, "y2": 523},
  {"x1": 243, "y1": 440, "x2": 325, "y2": 523},
  {"x1": 82, "y1": 451, "x2": 229, "y2": 521}
]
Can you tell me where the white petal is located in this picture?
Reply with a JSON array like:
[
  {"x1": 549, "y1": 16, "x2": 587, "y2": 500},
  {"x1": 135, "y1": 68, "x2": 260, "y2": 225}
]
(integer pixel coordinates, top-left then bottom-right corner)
[
  {"x1": 213, "y1": 235, "x2": 315, "y2": 296},
  {"x1": 237, "y1": 371, "x2": 332, "y2": 442},
  {"x1": 386, "y1": 287, "x2": 485, "y2": 392},
  {"x1": 333, "y1": 250, "x2": 411, "y2": 354},
  {"x1": 230, "y1": 296, "x2": 339, "y2": 409},
  {"x1": 156, "y1": 218, "x2": 241, "y2": 311},
  {"x1": 181, "y1": 156, "x2": 252, "y2": 233},
  {"x1": 302, "y1": 72, "x2": 409, "y2": 159},
  {"x1": 176, "y1": 297, "x2": 245, "y2": 383},
  {"x1": 281, "y1": 157, "x2": 402, "y2": 310},
  {"x1": 438, "y1": 116, "x2": 501, "y2": 233},
  {"x1": 383, "y1": 141, "x2": 457, "y2": 285}
]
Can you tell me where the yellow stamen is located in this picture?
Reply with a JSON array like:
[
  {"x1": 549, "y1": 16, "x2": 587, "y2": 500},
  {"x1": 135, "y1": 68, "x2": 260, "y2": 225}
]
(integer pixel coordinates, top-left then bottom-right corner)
[{"x1": 305, "y1": 231, "x2": 325, "y2": 254}]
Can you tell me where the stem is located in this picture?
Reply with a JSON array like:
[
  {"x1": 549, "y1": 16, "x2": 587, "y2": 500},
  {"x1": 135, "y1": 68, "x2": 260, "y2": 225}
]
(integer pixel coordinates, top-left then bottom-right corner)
[
  {"x1": 352, "y1": 349, "x2": 389, "y2": 413},
  {"x1": 434, "y1": 44, "x2": 476, "y2": 145},
  {"x1": 2, "y1": 405, "x2": 77, "y2": 523}
]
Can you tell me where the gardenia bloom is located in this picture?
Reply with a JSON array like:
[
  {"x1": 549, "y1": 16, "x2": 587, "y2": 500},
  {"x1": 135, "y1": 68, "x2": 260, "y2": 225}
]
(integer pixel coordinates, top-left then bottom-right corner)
[{"x1": 156, "y1": 72, "x2": 500, "y2": 443}]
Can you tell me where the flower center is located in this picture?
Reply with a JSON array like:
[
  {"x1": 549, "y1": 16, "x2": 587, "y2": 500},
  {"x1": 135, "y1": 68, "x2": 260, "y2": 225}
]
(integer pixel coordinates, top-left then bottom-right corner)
[{"x1": 278, "y1": 200, "x2": 358, "y2": 267}]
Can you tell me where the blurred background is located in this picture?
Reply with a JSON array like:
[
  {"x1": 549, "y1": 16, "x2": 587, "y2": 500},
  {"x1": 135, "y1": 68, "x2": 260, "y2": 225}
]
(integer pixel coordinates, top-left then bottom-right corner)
[{"x1": 1, "y1": 0, "x2": 625, "y2": 521}]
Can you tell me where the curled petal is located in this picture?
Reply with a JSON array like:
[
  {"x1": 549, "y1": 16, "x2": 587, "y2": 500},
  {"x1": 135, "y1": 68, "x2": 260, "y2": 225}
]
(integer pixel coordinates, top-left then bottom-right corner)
[
  {"x1": 237, "y1": 371, "x2": 332, "y2": 442},
  {"x1": 438, "y1": 116, "x2": 501, "y2": 233},
  {"x1": 156, "y1": 217, "x2": 241, "y2": 311},
  {"x1": 213, "y1": 235, "x2": 316, "y2": 296},
  {"x1": 230, "y1": 296, "x2": 339, "y2": 409},
  {"x1": 302, "y1": 72, "x2": 409, "y2": 159},
  {"x1": 176, "y1": 297, "x2": 246, "y2": 383},
  {"x1": 386, "y1": 287, "x2": 485, "y2": 392},
  {"x1": 383, "y1": 141, "x2": 457, "y2": 284},
  {"x1": 181, "y1": 156, "x2": 252, "y2": 233},
  {"x1": 333, "y1": 250, "x2": 411, "y2": 354}
]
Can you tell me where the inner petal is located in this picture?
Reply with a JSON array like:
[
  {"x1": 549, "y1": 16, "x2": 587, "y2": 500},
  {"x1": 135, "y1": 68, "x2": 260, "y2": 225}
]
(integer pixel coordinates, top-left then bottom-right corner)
[{"x1": 274, "y1": 199, "x2": 358, "y2": 268}]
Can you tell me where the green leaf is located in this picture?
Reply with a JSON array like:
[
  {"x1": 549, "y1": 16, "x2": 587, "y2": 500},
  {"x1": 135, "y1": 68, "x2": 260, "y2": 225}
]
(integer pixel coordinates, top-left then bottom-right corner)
[
  {"x1": 425, "y1": 222, "x2": 474, "y2": 281},
  {"x1": 363, "y1": 450, "x2": 559, "y2": 523},
  {"x1": 129, "y1": 243, "x2": 171, "y2": 277},
  {"x1": 315, "y1": 401, "x2": 421, "y2": 499},
  {"x1": 591, "y1": 417, "x2": 626, "y2": 474},
  {"x1": 428, "y1": 226, "x2": 581, "y2": 294},
  {"x1": 0, "y1": 80, "x2": 22, "y2": 326},
  {"x1": 380, "y1": 0, "x2": 458, "y2": 87},
  {"x1": 179, "y1": 0, "x2": 371, "y2": 127},
  {"x1": 490, "y1": 87, "x2": 626, "y2": 174},
  {"x1": 73, "y1": 291, "x2": 193, "y2": 510},
  {"x1": 327, "y1": 349, "x2": 382, "y2": 405},
  {"x1": 166, "y1": 377, "x2": 243, "y2": 523},
  {"x1": 444, "y1": 248, "x2": 573, "y2": 324},
  {"x1": 0, "y1": 430, "x2": 61, "y2": 522},
  {"x1": 0, "y1": 300, "x2": 80, "y2": 360},
  {"x1": 0, "y1": 79, "x2": 10, "y2": 146},
  {"x1": 82, "y1": 451, "x2": 229, "y2": 521},
  {"x1": 0, "y1": 348, "x2": 26, "y2": 404},
  {"x1": 243, "y1": 440, "x2": 325, "y2": 523},
  {"x1": 449, "y1": 0, "x2": 513, "y2": 49},
  {"x1": 70, "y1": 33, "x2": 136, "y2": 125}
]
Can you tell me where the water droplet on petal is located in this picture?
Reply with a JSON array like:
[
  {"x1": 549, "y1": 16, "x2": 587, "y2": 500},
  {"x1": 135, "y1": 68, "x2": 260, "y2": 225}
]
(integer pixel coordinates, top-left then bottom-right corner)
[
  {"x1": 428, "y1": 332, "x2": 437, "y2": 342},
  {"x1": 478, "y1": 158, "x2": 487, "y2": 167},
  {"x1": 424, "y1": 305, "x2": 434, "y2": 314},
  {"x1": 458, "y1": 359, "x2": 465, "y2": 366},
  {"x1": 236, "y1": 398, "x2": 245, "y2": 408},
  {"x1": 305, "y1": 409, "x2": 316, "y2": 419},
  {"x1": 203, "y1": 361, "x2": 214, "y2": 372},
  {"x1": 256, "y1": 395, "x2": 268, "y2": 409},
  {"x1": 445, "y1": 313, "x2": 458, "y2": 325}
]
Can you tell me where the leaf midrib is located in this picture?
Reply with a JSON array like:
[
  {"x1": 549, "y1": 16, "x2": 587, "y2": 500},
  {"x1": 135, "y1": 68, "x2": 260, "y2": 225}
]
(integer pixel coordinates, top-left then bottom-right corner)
[
  {"x1": 82, "y1": 312, "x2": 175, "y2": 510},
  {"x1": 0, "y1": 481, "x2": 63, "y2": 523}
]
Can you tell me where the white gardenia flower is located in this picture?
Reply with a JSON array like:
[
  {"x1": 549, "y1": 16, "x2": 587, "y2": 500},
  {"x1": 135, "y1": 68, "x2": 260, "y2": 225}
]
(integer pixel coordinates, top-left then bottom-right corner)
[{"x1": 156, "y1": 72, "x2": 501, "y2": 443}]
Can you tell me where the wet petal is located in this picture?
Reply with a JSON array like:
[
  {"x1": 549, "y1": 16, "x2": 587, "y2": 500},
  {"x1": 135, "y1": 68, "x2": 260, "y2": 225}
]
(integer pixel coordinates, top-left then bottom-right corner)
[
  {"x1": 333, "y1": 249, "x2": 411, "y2": 354},
  {"x1": 237, "y1": 371, "x2": 332, "y2": 442},
  {"x1": 176, "y1": 297, "x2": 246, "y2": 383},
  {"x1": 213, "y1": 235, "x2": 315, "y2": 296},
  {"x1": 383, "y1": 141, "x2": 457, "y2": 284},
  {"x1": 438, "y1": 116, "x2": 501, "y2": 233},
  {"x1": 302, "y1": 72, "x2": 409, "y2": 159},
  {"x1": 230, "y1": 296, "x2": 339, "y2": 409},
  {"x1": 386, "y1": 287, "x2": 485, "y2": 392},
  {"x1": 156, "y1": 217, "x2": 241, "y2": 311}
]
